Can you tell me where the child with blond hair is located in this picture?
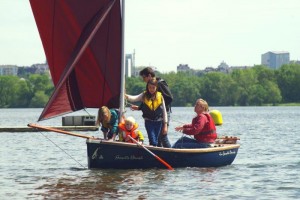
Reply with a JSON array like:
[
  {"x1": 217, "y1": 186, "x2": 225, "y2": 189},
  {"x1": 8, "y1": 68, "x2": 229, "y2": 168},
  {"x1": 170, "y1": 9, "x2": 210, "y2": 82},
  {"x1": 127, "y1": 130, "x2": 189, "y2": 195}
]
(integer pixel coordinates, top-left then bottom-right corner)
[{"x1": 118, "y1": 116, "x2": 144, "y2": 144}]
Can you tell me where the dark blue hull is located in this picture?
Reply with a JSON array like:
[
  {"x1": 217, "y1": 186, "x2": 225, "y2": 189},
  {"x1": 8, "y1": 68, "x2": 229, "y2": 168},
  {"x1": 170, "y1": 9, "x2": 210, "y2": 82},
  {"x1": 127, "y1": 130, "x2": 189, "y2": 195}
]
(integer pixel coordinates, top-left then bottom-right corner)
[{"x1": 86, "y1": 139, "x2": 240, "y2": 169}]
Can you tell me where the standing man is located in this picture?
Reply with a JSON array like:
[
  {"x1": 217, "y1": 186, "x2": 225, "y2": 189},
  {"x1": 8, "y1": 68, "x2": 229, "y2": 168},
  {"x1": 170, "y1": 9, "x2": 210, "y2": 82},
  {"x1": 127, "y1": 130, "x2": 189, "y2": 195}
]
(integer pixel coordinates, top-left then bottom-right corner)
[{"x1": 138, "y1": 67, "x2": 173, "y2": 147}]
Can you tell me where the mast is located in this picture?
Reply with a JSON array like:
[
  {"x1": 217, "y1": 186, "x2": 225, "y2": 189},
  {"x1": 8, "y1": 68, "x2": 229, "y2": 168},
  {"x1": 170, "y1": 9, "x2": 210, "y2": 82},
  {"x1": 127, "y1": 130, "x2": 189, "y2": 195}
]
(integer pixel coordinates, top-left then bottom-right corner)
[{"x1": 119, "y1": 0, "x2": 125, "y2": 118}]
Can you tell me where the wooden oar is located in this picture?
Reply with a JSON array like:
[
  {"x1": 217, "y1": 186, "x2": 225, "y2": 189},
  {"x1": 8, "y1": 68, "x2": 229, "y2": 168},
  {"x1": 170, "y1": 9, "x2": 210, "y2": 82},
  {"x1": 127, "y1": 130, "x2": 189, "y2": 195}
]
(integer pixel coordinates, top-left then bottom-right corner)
[
  {"x1": 127, "y1": 135, "x2": 174, "y2": 170},
  {"x1": 28, "y1": 123, "x2": 94, "y2": 139}
]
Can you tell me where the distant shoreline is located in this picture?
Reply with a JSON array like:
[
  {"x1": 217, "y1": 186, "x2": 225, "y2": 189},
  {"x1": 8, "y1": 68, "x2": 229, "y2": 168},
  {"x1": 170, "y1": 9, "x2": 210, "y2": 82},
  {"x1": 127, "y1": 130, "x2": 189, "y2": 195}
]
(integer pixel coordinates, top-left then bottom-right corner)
[{"x1": 1, "y1": 103, "x2": 300, "y2": 109}]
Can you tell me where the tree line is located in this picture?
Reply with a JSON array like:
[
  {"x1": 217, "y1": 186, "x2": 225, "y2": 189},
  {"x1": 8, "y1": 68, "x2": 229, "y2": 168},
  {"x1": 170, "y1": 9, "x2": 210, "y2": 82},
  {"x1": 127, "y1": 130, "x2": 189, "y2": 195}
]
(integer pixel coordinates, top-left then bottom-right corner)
[
  {"x1": 126, "y1": 64, "x2": 300, "y2": 106},
  {"x1": 0, "y1": 74, "x2": 53, "y2": 108},
  {"x1": 0, "y1": 64, "x2": 299, "y2": 108}
]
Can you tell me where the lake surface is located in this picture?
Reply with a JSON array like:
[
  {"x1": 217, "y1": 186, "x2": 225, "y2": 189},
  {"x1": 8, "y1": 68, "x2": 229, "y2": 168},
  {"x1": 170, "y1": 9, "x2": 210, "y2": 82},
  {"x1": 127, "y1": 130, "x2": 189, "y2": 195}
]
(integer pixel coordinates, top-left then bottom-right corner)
[{"x1": 1, "y1": 107, "x2": 300, "y2": 199}]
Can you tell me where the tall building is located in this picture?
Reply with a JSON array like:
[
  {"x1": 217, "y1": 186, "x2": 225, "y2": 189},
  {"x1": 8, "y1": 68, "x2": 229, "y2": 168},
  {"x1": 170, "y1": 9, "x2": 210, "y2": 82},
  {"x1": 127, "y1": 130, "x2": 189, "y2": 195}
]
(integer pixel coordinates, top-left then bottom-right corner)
[
  {"x1": 261, "y1": 51, "x2": 290, "y2": 69},
  {"x1": 125, "y1": 54, "x2": 132, "y2": 78},
  {"x1": 125, "y1": 50, "x2": 135, "y2": 77}
]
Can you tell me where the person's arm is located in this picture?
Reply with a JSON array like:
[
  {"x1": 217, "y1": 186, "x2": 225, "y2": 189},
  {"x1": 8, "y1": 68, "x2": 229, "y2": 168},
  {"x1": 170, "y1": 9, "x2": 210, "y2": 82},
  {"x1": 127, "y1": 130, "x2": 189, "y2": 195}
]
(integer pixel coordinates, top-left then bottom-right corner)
[
  {"x1": 161, "y1": 96, "x2": 168, "y2": 124},
  {"x1": 125, "y1": 92, "x2": 143, "y2": 102},
  {"x1": 161, "y1": 96, "x2": 168, "y2": 134},
  {"x1": 136, "y1": 130, "x2": 144, "y2": 144},
  {"x1": 125, "y1": 93, "x2": 144, "y2": 111},
  {"x1": 183, "y1": 124, "x2": 193, "y2": 128},
  {"x1": 130, "y1": 104, "x2": 140, "y2": 111},
  {"x1": 118, "y1": 131, "x2": 124, "y2": 142},
  {"x1": 109, "y1": 110, "x2": 119, "y2": 140},
  {"x1": 158, "y1": 79, "x2": 173, "y2": 106},
  {"x1": 175, "y1": 121, "x2": 192, "y2": 132},
  {"x1": 183, "y1": 115, "x2": 206, "y2": 135},
  {"x1": 101, "y1": 126, "x2": 108, "y2": 133},
  {"x1": 96, "y1": 109, "x2": 101, "y2": 127}
]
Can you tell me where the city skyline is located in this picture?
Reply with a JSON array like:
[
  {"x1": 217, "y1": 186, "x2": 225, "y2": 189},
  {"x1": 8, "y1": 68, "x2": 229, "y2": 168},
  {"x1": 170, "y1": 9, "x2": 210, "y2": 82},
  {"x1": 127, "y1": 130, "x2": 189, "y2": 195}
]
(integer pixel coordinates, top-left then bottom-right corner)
[{"x1": 1, "y1": 0, "x2": 300, "y2": 72}]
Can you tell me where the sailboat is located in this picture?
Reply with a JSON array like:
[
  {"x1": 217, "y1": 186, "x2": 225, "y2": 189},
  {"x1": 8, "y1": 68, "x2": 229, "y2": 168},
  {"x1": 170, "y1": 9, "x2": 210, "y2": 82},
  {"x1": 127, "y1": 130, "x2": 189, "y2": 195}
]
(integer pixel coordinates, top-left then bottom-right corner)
[{"x1": 28, "y1": 0, "x2": 240, "y2": 169}]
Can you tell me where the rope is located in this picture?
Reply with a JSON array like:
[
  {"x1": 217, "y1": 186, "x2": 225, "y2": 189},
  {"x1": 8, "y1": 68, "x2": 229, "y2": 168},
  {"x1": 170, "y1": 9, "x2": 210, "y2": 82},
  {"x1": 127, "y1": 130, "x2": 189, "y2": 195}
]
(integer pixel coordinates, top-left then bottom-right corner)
[{"x1": 37, "y1": 131, "x2": 87, "y2": 169}]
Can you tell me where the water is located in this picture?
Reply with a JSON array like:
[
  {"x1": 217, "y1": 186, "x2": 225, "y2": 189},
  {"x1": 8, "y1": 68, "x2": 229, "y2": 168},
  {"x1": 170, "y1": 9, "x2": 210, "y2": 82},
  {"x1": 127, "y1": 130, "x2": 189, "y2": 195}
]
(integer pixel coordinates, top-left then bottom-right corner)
[{"x1": 1, "y1": 107, "x2": 300, "y2": 199}]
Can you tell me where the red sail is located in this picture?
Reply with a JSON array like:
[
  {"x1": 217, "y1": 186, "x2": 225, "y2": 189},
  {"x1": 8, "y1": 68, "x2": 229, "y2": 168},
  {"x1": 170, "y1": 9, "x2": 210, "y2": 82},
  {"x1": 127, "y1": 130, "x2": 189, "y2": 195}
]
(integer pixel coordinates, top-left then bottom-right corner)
[{"x1": 30, "y1": 0, "x2": 122, "y2": 121}]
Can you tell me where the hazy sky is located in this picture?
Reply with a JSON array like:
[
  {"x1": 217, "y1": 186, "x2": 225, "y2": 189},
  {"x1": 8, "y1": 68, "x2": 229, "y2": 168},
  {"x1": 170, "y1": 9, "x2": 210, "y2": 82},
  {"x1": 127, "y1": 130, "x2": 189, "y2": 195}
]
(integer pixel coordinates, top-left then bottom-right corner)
[{"x1": 1, "y1": 0, "x2": 300, "y2": 72}]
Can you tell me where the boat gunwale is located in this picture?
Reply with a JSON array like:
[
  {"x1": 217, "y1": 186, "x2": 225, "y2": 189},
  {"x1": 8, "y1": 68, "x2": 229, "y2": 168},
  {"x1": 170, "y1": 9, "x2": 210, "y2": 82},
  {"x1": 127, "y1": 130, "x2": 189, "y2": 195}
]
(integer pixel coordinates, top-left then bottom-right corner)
[{"x1": 86, "y1": 138, "x2": 240, "y2": 153}]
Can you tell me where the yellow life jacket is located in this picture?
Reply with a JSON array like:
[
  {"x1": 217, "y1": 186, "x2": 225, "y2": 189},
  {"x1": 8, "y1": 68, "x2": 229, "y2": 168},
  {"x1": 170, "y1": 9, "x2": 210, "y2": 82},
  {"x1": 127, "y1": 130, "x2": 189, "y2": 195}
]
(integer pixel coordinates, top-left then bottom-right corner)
[{"x1": 143, "y1": 91, "x2": 163, "y2": 111}]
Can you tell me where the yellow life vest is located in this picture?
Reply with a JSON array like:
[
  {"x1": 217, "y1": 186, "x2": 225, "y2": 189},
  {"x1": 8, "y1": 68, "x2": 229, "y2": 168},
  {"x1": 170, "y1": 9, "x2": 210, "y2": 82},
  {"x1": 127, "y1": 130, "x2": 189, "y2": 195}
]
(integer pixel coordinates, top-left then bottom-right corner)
[{"x1": 143, "y1": 91, "x2": 163, "y2": 111}]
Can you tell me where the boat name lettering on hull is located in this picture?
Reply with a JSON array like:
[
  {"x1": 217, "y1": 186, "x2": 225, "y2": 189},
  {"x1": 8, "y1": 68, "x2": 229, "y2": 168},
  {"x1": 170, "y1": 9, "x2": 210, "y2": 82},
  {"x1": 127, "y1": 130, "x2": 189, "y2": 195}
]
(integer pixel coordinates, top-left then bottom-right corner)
[
  {"x1": 115, "y1": 155, "x2": 143, "y2": 160},
  {"x1": 219, "y1": 150, "x2": 236, "y2": 156}
]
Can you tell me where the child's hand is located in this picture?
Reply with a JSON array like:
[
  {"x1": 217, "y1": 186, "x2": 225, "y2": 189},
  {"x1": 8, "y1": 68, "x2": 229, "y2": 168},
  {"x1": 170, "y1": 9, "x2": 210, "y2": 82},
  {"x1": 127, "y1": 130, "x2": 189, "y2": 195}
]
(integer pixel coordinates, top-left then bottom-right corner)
[{"x1": 130, "y1": 105, "x2": 139, "y2": 111}]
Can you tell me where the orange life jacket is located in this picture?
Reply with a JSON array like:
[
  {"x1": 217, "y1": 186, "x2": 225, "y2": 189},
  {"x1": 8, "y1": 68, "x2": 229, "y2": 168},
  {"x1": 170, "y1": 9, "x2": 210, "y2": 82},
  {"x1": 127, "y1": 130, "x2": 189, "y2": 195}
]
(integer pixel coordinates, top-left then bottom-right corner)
[{"x1": 118, "y1": 122, "x2": 139, "y2": 143}]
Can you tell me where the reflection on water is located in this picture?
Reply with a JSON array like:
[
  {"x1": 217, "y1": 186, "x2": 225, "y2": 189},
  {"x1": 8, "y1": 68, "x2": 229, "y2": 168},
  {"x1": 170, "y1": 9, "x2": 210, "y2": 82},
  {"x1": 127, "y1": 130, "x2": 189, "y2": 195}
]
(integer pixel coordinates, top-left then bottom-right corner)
[
  {"x1": 30, "y1": 169, "x2": 173, "y2": 199},
  {"x1": 29, "y1": 167, "x2": 223, "y2": 199}
]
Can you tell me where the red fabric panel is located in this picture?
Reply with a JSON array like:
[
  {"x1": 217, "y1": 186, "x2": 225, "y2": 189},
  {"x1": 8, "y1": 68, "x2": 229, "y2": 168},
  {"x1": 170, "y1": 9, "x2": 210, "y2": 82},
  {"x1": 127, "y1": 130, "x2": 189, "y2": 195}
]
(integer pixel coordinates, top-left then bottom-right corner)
[{"x1": 30, "y1": 0, "x2": 122, "y2": 120}]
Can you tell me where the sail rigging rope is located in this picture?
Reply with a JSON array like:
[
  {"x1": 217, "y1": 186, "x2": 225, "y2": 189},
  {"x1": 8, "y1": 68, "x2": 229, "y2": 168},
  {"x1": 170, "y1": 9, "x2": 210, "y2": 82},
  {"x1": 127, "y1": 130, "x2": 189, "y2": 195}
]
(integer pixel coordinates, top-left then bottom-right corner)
[{"x1": 37, "y1": 131, "x2": 87, "y2": 169}]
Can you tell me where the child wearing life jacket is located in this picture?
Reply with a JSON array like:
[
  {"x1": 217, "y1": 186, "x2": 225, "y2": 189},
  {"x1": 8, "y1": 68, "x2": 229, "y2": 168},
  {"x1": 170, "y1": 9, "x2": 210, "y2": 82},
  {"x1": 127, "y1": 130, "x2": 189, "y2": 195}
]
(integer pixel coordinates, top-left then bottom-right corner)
[{"x1": 118, "y1": 116, "x2": 144, "y2": 144}]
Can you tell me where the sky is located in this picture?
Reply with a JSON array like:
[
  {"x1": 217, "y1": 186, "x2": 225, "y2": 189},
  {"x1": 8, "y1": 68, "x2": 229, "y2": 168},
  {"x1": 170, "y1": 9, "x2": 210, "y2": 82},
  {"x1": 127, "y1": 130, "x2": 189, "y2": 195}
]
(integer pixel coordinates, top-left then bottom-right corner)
[{"x1": 1, "y1": 0, "x2": 300, "y2": 72}]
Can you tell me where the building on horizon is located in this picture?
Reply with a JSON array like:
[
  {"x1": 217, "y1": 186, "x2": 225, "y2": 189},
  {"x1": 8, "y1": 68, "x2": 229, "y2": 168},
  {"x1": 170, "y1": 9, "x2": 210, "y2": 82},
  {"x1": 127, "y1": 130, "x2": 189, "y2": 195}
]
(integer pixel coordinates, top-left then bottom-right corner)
[
  {"x1": 217, "y1": 61, "x2": 230, "y2": 73},
  {"x1": 176, "y1": 64, "x2": 190, "y2": 72},
  {"x1": 261, "y1": 51, "x2": 290, "y2": 69},
  {"x1": 31, "y1": 63, "x2": 49, "y2": 74},
  {"x1": 0, "y1": 65, "x2": 18, "y2": 76}
]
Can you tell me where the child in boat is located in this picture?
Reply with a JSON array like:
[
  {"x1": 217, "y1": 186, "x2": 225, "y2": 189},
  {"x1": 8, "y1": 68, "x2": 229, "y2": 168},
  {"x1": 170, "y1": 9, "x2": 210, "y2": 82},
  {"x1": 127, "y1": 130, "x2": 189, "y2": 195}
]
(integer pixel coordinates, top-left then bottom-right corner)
[
  {"x1": 96, "y1": 106, "x2": 119, "y2": 141},
  {"x1": 173, "y1": 98, "x2": 217, "y2": 148},
  {"x1": 118, "y1": 116, "x2": 144, "y2": 144},
  {"x1": 125, "y1": 78, "x2": 168, "y2": 146}
]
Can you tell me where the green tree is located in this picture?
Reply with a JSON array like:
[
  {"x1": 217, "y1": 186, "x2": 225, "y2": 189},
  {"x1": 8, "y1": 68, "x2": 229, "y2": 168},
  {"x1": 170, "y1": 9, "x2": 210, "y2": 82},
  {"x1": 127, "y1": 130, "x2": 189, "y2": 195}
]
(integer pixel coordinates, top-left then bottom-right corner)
[
  {"x1": 171, "y1": 73, "x2": 202, "y2": 106},
  {"x1": 263, "y1": 80, "x2": 282, "y2": 105},
  {"x1": 125, "y1": 76, "x2": 144, "y2": 94},
  {"x1": 251, "y1": 65, "x2": 282, "y2": 105},
  {"x1": 230, "y1": 69, "x2": 258, "y2": 106},
  {"x1": 0, "y1": 76, "x2": 20, "y2": 107},
  {"x1": 276, "y1": 64, "x2": 300, "y2": 102},
  {"x1": 200, "y1": 72, "x2": 234, "y2": 106},
  {"x1": 28, "y1": 74, "x2": 52, "y2": 93},
  {"x1": 29, "y1": 90, "x2": 49, "y2": 108},
  {"x1": 11, "y1": 79, "x2": 32, "y2": 107},
  {"x1": 26, "y1": 74, "x2": 53, "y2": 107}
]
